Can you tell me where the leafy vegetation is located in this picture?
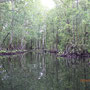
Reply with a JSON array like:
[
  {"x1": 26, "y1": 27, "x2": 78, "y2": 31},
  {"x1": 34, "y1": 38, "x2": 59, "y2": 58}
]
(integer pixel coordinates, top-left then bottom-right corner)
[{"x1": 0, "y1": 0, "x2": 90, "y2": 55}]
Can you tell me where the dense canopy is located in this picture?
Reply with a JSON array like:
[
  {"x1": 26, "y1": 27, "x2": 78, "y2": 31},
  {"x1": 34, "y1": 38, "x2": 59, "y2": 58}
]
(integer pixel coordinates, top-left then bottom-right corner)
[{"x1": 0, "y1": 0, "x2": 90, "y2": 54}]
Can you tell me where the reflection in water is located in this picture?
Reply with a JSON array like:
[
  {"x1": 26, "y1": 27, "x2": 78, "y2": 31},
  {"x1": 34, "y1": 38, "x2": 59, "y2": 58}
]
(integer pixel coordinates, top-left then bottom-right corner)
[{"x1": 0, "y1": 53, "x2": 90, "y2": 90}]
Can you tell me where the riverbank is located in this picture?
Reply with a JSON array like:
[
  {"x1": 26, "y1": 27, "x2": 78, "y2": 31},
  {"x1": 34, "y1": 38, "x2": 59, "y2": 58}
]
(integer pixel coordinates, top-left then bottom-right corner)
[
  {"x1": 57, "y1": 52, "x2": 90, "y2": 58},
  {"x1": 0, "y1": 49, "x2": 90, "y2": 58},
  {"x1": 42, "y1": 49, "x2": 90, "y2": 58},
  {"x1": 0, "y1": 50, "x2": 27, "y2": 56}
]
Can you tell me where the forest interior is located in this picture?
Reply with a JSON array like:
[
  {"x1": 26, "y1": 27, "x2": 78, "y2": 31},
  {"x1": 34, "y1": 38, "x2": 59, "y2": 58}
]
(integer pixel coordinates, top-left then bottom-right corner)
[{"x1": 0, "y1": 0, "x2": 90, "y2": 57}]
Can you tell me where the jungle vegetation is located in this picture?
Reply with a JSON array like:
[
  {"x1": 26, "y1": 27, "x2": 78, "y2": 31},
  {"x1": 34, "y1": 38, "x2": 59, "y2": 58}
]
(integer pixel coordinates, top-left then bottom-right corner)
[{"x1": 0, "y1": 0, "x2": 90, "y2": 55}]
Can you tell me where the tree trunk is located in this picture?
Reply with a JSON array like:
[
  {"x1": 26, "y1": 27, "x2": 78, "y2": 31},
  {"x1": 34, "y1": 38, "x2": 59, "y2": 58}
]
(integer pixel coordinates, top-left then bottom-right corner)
[
  {"x1": 72, "y1": 19, "x2": 75, "y2": 44},
  {"x1": 56, "y1": 27, "x2": 59, "y2": 50},
  {"x1": 1, "y1": 32, "x2": 10, "y2": 47},
  {"x1": 9, "y1": 0, "x2": 15, "y2": 50},
  {"x1": 83, "y1": 25, "x2": 87, "y2": 45}
]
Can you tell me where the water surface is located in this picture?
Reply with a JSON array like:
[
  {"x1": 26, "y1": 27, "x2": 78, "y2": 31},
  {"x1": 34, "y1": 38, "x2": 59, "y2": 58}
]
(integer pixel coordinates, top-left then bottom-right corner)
[{"x1": 0, "y1": 52, "x2": 90, "y2": 90}]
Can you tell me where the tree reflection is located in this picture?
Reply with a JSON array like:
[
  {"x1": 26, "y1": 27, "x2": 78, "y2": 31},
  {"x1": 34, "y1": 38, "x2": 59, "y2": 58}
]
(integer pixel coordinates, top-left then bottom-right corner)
[{"x1": 0, "y1": 54, "x2": 90, "y2": 90}]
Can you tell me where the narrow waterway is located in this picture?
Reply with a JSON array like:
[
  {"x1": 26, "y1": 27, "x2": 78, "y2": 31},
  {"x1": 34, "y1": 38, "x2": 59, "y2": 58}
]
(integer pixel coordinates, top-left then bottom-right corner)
[{"x1": 0, "y1": 52, "x2": 90, "y2": 90}]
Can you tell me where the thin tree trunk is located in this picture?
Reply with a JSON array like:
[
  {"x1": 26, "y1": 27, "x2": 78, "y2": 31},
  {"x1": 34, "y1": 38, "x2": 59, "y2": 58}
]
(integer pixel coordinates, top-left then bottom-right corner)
[
  {"x1": 72, "y1": 0, "x2": 75, "y2": 44},
  {"x1": 9, "y1": 0, "x2": 14, "y2": 49},
  {"x1": 83, "y1": 25, "x2": 87, "y2": 45},
  {"x1": 56, "y1": 27, "x2": 58, "y2": 50},
  {"x1": 42, "y1": 34, "x2": 45, "y2": 49},
  {"x1": 42, "y1": 24, "x2": 46, "y2": 49},
  {"x1": 52, "y1": 20, "x2": 55, "y2": 49},
  {"x1": 1, "y1": 32, "x2": 10, "y2": 47},
  {"x1": 76, "y1": 0, "x2": 79, "y2": 45},
  {"x1": 76, "y1": 14, "x2": 78, "y2": 45},
  {"x1": 21, "y1": 37, "x2": 24, "y2": 50}
]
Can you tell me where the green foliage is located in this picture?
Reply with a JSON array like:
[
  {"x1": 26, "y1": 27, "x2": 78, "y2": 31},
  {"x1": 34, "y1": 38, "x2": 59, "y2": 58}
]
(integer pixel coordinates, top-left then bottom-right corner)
[{"x1": 0, "y1": 0, "x2": 90, "y2": 52}]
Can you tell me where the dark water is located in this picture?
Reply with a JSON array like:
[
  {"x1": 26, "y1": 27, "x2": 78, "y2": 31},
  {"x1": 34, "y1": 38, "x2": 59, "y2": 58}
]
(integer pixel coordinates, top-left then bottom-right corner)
[{"x1": 0, "y1": 52, "x2": 90, "y2": 90}]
